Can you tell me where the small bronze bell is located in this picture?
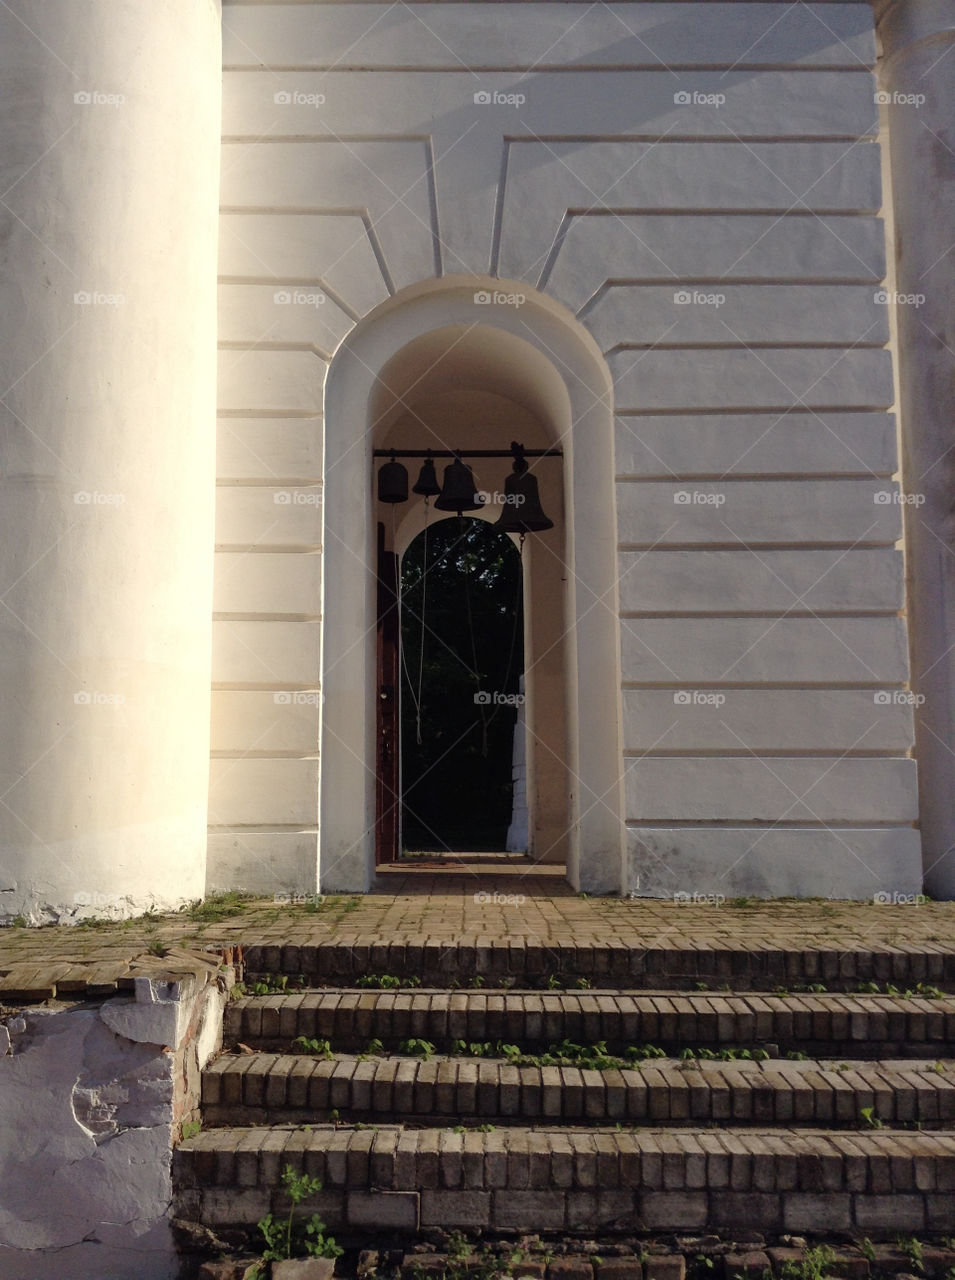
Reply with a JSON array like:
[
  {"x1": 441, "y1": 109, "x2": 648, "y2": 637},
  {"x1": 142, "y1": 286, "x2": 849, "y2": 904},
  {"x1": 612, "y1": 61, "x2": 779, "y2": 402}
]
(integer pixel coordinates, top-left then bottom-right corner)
[
  {"x1": 494, "y1": 443, "x2": 554, "y2": 534},
  {"x1": 412, "y1": 457, "x2": 441, "y2": 497},
  {"x1": 377, "y1": 456, "x2": 408, "y2": 503},
  {"x1": 434, "y1": 456, "x2": 484, "y2": 512}
]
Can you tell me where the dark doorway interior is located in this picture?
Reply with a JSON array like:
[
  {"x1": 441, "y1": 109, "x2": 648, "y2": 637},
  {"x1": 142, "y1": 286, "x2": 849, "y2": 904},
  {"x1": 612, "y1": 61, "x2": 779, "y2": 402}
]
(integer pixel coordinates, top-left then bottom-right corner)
[{"x1": 399, "y1": 517, "x2": 524, "y2": 852}]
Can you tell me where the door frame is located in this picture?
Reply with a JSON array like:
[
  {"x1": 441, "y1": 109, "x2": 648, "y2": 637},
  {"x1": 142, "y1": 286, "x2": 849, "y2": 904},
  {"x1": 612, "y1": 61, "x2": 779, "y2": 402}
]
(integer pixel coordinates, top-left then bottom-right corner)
[{"x1": 320, "y1": 278, "x2": 625, "y2": 892}]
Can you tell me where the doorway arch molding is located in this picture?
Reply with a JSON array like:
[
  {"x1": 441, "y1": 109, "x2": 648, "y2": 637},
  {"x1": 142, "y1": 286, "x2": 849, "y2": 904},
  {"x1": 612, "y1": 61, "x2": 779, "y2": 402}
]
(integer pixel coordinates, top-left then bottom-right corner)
[{"x1": 320, "y1": 276, "x2": 624, "y2": 893}]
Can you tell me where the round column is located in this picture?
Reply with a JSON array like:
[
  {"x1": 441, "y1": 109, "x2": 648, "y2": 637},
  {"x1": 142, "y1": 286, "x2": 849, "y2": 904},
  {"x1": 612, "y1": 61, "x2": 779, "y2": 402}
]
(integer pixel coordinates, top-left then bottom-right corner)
[
  {"x1": 876, "y1": 0, "x2": 955, "y2": 895},
  {"x1": 0, "y1": 1, "x2": 221, "y2": 919}
]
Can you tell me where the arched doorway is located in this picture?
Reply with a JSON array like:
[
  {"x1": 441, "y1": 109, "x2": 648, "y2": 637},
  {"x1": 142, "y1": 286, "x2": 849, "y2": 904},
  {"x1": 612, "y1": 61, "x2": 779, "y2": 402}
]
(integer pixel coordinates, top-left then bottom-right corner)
[{"x1": 320, "y1": 279, "x2": 624, "y2": 893}]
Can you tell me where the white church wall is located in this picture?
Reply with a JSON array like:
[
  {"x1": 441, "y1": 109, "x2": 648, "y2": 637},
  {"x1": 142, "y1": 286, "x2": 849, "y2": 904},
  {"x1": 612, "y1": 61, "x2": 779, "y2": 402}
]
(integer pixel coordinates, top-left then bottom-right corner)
[{"x1": 212, "y1": 0, "x2": 922, "y2": 899}]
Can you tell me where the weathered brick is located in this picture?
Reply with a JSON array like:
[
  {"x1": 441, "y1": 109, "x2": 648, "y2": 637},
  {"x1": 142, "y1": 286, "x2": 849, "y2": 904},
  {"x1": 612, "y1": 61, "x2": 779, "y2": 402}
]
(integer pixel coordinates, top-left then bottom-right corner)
[
  {"x1": 420, "y1": 1189, "x2": 491, "y2": 1227},
  {"x1": 645, "y1": 1258, "x2": 686, "y2": 1280},
  {"x1": 547, "y1": 1259, "x2": 594, "y2": 1280},
  {"x1": 724, "y1": 1252, "x2": 772, "y2": 1280},
  {"x1": 853, "y1": 1194, "x2": 925, "y2": 1231},
  {"x1": 640, "y1": 1190, "x2": 707, "y2": 1229},
  {"x1": 493, "y1": 1189, "x2": 566, "y2": 1229},
  {"x1": 347, "y1": 1190, "x2": 419, "y2": 1229},
  {"x1": 784, "y1": 1192, "x2": 851, "y2": 1231}
]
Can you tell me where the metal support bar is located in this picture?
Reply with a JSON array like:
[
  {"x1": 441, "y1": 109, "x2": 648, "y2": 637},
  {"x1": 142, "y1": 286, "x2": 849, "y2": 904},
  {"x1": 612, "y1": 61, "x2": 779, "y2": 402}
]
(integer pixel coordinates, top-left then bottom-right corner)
[{"x1": 372, "y1": 448, "x2": 563, "y2": 458}]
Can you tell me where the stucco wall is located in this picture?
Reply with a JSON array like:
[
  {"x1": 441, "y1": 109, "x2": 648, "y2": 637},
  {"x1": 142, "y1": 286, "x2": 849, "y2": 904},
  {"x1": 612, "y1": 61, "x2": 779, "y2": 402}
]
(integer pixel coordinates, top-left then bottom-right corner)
[{"x1": 211, "y1": 1, "x2": 922, "y2": 899}]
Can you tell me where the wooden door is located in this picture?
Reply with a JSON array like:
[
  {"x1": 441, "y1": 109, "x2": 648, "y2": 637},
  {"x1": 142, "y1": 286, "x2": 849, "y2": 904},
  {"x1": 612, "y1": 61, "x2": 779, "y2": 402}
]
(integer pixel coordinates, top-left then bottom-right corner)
[{"x1": 375, "y1": 522, "x2": 400, "y2": 863}]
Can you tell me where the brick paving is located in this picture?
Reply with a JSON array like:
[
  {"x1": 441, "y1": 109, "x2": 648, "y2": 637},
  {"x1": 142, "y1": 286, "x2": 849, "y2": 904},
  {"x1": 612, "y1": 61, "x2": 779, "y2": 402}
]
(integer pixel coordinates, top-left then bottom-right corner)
[
  {"x1": 2, "y1": 875, "x2": 955, "y2": 1000},
  {"x1": 202, "y1": 1051, "x2": 955, "y2": 1128}
]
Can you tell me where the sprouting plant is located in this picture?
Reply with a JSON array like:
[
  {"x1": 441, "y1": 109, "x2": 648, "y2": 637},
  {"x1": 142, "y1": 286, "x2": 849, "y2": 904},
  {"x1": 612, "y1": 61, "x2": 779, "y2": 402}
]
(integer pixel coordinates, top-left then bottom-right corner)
[
  {"x1": 256, "y1": 1164, "x2": 343, "y2": 1264},
  {"x1": 860, "y1": 1239, "x2": 876, "y2": 1265},
  {"x1": 574, "y1": 976, "x2": 592, "y2": 990},
  {"x1": 399, "y1": 1037, "x2": 436, "y2": 1060},
  {"x1": 860, "y1": 1105, "x2": 883, "y2": 1129},
  {"x1": 180, "y1": 1119, "x2": 201, "y2": 1140},
  {"x1": 780, "y1": 1245, "x2": 836, "y2": 1280},
  {"x1": 293, "y1": 1036, "x2": 333, "y2": 1059},
  {"x1": 898, "y1": 1237, "x2": 925, "y2": 1274}
]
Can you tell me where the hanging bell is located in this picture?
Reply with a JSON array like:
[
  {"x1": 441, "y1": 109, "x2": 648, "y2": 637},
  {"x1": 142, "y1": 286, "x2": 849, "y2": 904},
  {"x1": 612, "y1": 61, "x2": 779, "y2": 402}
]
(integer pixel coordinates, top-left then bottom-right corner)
[
  {"x1": 412, "y1": 457, "x2": 441, "y2": 497},
  {"x1": 377, "y1": 456, "x2": 408, "y2": 503},
  {"x1": 494, "y1": 463, "x2": 554, "y2": 534},
  {"x1": 434, "y1": 456, "x2": 483, "y2": 512}
]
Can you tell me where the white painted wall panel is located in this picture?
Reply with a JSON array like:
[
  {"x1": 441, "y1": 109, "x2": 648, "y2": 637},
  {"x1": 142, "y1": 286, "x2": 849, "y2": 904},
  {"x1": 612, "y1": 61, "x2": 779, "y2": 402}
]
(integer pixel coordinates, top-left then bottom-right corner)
[
  {"x1": 627, "y1": 828, "x2": 922, "y2": 901},
  {"x1": 610, "y1": 348, "x2": 893, "y2": 413},
  {"x1": 206, "y1": 831, "x2": 319, "y2": 896},
  {"x1": 209, "y1": 758, "x2": 320, "y2": 825},
  {"x1": 216, "y1": 417, "x2": 323, "y2": 482},
  {"x1": 212, "y1": 621, "x2": 321, "y2": 686},
  {"x1": 218, "y1": 350, "x2": 324, "y2": 414},
  {"x1": 623, "y1": 689, "x2": 914, "y2": 753},
  {"x1": 215, "y1": 485, "x2": 323, "y2": 549},
  {"x1": 588, "y1": 285, "x2": 889, "y2": 353},
  {"x1": 548, "y1": 216, "x2": 886, "y2": 313},
  {"x1": 211, "y1": 690, "x2": 321, "y2": 754},
  {"x1": 219, "y1": 213, "x2": 390, "y2": 318},
  {"x1": 214, "y1": 551, "x2": 322, "y2": 616},
  {"x1": 223, "y1": 70, "x2": 879, "y2": 141},
  {"x1": 621, "y1": 618, "x2": 910, "y2": 684},
  {"x1": 222, "y1": 4, "x2": 875, "y2": 71},
  {"x1": 614, "y1": 413, "x2": 897, "y2": 479},
  {"x1": 617, "y1": 549, "x2": 903, "y2": 614},
  {"x1": 616, "y1": 480, "x2": 901, "y2": 546},
  {"x1": 219, "y1": 282, "x2": 354, "y2": 354},
  {"x1": 625, "y1": 757, "x2": 917, "y2": 822}
]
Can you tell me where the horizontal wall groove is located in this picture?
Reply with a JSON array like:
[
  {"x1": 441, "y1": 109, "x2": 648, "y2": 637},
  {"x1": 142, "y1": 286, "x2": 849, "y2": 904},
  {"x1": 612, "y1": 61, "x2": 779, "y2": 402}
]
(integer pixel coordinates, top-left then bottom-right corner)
[
  {"x1": 624, "y1": 749, "x2": 914, "y2": 759},
  {"x1": 211, "y1": 751, "x2": 319, "y2": 760},
  {"x1": 617, "y1": 542, "x2": 900, "y2": 551},
  {"x1": 615, "y1": 474, "x2": 897, "y2": 482},
  {"x1": 206, "y1": 824, "x2": 319, "y2": 834},
  {"x1": 621, "y1": 682, "x2": 912, "y2": 690},
  {"x1": 616, "y1": 406, "x2": 894, "y2": 417},
  {"x1": 214, "y1": 545, "x2": 322, "y2": 554},
  {"x1": 222, "y1": 64, "x2": 877, "y2": 75},
  {"x1": 217, "y1": 410, "x2": 324, "y2": 420},
  {"x1": 213, "y1": 613, "x2": 322, "y2": 623},
  {"x1": 618, "y1": 611, "x2": 901, "y2": 620},
  {"x1": 625, "y1": 820, "x2": 918, "y2": 830},
  {"x1": 215, "y1": 479, "x2": 324, "y2": 488}
]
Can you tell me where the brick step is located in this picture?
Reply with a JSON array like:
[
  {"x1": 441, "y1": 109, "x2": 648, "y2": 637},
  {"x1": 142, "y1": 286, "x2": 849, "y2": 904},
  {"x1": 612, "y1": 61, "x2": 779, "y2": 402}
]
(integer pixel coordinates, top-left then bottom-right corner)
[
  {"x1": 173, "y1": 1123, "x2": 955, "y2": 1235},
  {"x1": 224, "y1": 989, "x2": 955, "y2": 1057},
  {"x1": 240, "y1": 938, "x2": 955, "y2": 990},
  {"x1": 202, "y1": 1050, "x2": 955, "y2": 1129}
]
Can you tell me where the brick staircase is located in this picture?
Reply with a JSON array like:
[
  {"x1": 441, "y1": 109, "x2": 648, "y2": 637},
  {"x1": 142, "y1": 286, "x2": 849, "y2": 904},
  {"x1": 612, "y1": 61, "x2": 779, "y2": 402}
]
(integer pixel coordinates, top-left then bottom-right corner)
[{"x1": 174, "y1": 934, "x2": 955, "y2": 1269}]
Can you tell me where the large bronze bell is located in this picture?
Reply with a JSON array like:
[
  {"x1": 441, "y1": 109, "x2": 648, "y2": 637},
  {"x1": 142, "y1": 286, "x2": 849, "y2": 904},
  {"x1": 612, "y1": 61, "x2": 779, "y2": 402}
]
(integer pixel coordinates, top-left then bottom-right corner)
[
  {"x1": 494, "y1": 446, "x2": 554, "y2": 533},
  {"x1": 412, "y1": 457, "x2": 441, "y2": 497},
  {"x1": 377, "y1": 456, "x2": 408, "y2": 503},
  {"x1": 434, "y1": 456, "x2": 483, "y2": 512}
]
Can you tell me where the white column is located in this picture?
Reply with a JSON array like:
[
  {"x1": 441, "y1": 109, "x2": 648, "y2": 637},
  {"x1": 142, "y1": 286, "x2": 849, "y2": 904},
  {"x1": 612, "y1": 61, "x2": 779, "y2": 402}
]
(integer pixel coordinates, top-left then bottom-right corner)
[
  {"x1": 0, "y1": 1, "x2": 221, "y2": 920},
  {"x1": 876, "y1": 0, "x2": 955, "y2": 896}
]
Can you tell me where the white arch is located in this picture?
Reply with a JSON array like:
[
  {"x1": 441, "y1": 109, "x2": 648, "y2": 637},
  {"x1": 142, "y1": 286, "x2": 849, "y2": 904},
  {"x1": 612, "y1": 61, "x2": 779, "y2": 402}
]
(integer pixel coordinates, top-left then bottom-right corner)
[{"x1": 320, "y1": 276, "x2": 624, "y2": 892}]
